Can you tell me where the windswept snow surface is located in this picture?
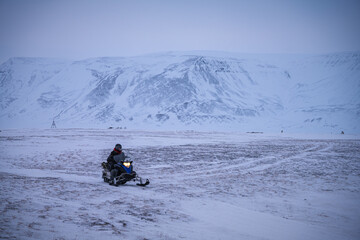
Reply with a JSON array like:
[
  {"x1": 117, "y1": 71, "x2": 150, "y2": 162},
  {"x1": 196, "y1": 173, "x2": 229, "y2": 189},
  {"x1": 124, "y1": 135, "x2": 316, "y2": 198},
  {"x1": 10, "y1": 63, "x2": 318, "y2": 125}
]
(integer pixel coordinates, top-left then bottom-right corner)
[{"x1": 0, "y1": 129, "x2": 359, "y2": 240}]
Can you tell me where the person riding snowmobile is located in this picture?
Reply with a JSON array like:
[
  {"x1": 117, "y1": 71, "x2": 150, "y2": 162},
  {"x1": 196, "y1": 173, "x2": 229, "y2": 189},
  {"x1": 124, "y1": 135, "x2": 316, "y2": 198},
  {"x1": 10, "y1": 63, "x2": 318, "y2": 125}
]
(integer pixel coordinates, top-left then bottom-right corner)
[
  {"x1": 101, "y1": 144, "x2": 150, "y2": 187},
  {"x1": 106, "y1": 143, "x2": 127, "y2": 185}
]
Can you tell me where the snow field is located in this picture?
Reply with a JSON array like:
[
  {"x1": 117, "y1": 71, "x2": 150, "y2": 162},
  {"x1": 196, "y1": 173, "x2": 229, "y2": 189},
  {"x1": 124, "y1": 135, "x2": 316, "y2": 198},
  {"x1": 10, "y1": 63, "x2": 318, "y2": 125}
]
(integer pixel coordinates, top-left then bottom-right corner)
[{"x1": 0, "y1": 129, "x2": 359, "y2": 239}]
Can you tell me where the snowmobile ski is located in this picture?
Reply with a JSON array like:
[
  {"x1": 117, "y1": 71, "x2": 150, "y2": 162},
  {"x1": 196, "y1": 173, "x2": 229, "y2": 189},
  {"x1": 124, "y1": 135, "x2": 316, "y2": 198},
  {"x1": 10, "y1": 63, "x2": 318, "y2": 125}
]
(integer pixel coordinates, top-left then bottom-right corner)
[{"x1": 136, "y1": 178, "x2": 150, "y2": 187}]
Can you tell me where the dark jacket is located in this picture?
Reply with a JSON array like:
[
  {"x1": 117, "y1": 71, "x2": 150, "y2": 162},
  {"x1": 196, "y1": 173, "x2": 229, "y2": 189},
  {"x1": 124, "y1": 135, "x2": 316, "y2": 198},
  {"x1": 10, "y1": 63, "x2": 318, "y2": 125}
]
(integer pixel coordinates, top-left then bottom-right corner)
[{"x1": 107, "y1": 149, "x2": 126, "y2": 169}]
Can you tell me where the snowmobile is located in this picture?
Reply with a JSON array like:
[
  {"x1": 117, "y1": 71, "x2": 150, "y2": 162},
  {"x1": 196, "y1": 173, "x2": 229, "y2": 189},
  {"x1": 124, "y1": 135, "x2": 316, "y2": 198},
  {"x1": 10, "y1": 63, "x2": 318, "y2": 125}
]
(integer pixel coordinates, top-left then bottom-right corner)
[{"x1": 101, "y1": 159, "x2": 150, "y2": 187}]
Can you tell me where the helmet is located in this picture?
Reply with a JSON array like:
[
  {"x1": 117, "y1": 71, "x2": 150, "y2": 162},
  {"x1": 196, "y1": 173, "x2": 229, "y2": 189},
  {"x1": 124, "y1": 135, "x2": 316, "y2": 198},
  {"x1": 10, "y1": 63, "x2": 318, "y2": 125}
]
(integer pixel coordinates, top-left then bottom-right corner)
[{"x1": 115, "y1": 144, "x2": 122, "y2": 151}]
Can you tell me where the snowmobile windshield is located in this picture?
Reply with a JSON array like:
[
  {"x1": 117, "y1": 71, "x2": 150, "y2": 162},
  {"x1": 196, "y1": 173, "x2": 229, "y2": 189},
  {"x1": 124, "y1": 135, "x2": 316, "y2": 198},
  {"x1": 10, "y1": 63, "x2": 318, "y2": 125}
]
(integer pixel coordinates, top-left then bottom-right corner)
[{"x1": 113, "y1": 154, "x2": 124, "y2": 163}]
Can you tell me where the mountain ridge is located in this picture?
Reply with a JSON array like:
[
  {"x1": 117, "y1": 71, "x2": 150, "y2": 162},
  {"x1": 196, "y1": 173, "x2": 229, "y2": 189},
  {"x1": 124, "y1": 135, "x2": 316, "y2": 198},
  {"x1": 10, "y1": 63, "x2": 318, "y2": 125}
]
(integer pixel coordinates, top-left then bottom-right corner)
[{"x1": 0, "y1": 51, "x2": 359, "y2": 133}]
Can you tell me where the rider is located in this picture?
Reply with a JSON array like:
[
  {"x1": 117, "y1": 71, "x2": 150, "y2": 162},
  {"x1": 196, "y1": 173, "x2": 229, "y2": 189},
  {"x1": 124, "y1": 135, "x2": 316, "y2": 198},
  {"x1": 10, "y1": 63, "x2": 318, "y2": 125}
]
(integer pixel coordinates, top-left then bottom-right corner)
[{"x1": 107, "y1": 143, "x2": 127, "y2": 185}]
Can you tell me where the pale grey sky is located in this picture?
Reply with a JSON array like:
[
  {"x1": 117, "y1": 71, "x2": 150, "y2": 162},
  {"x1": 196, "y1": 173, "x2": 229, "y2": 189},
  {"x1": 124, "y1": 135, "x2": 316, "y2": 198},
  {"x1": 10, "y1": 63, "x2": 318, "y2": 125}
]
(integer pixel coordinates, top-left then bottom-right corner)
[{"x1": 1, "y1": 0, "x2": 360, "y2": 63}]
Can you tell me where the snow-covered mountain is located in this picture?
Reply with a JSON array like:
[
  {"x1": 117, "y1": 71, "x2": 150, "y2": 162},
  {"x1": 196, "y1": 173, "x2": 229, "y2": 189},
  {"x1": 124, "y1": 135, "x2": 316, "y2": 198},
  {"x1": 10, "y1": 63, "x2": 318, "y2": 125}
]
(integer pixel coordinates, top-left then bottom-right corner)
[{"x1": 0, "y1": 51, "x2": 359, "y2": 133}]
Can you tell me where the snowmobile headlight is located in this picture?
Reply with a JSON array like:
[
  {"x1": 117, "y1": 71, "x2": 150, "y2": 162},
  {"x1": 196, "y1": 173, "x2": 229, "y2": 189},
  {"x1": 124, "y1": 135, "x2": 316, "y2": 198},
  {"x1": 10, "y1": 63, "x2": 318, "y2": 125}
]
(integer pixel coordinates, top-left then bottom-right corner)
[{"x1": 123, "y1": 162, "x2": 131, "y2": 168}]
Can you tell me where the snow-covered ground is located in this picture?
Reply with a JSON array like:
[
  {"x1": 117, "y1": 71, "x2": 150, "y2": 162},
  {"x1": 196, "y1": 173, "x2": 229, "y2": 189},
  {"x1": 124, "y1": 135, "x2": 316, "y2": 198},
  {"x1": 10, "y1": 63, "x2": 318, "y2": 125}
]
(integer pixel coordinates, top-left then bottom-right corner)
[{"x1": 0, "y1": 129, "x2": 359, "y2": 240}]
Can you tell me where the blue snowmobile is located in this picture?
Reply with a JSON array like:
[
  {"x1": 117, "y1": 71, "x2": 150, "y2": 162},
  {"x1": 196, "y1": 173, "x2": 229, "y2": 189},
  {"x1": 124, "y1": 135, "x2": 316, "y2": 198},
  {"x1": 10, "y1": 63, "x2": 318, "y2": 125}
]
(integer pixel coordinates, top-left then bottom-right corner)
[{"x1": 102, "y1": 159, "x2": 150, "y2": 187}]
